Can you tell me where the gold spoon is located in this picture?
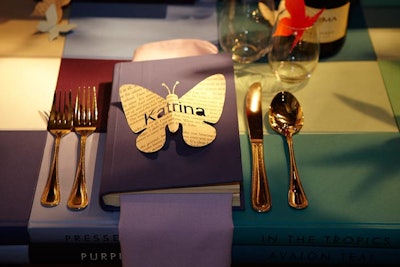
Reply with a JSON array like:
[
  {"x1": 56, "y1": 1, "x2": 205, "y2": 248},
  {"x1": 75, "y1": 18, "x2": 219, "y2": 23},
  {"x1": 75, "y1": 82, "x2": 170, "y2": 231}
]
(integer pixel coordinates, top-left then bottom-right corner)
[{"x1": 268, "y1": 91, "x2": 308, "y2": 209}]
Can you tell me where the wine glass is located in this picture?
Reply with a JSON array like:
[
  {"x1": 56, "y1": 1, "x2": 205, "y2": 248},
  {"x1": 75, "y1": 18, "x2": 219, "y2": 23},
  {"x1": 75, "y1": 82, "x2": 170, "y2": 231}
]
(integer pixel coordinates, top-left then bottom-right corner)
[
  {"x1": 218, "y1": 0, "x2": 275, "y2": 64},
  {"x1": 268, "y1": 9, "x2": 320, "y2": 90}
]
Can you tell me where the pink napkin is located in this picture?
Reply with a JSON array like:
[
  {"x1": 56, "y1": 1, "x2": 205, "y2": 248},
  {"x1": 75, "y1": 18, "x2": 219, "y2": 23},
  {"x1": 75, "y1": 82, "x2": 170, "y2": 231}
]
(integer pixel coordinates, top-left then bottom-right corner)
[
  {"x1": 132, "y1": 38, "x2": 218, "y2": 61},
  {"x1": 119, "y1": 194, "x2": 233, "y2": 267}
]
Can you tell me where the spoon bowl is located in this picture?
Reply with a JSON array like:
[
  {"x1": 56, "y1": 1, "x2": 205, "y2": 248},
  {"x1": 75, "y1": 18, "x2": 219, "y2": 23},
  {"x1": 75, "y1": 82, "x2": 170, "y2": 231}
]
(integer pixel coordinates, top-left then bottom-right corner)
[
  {"x1": 268, "y1": 91, "x2": 308, "y2": 209},
  {"x1": 269, "y1": 91, "x2": 304, "y2": 136}
]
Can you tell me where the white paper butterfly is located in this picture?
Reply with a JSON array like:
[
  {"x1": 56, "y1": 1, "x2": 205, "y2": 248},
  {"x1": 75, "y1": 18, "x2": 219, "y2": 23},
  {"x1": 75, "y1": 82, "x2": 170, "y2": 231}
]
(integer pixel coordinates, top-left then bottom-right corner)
[
  {"x1": 119, "y1": 74, "x2": 226, "y2": 153},
  {"x1": 37, "y1": 3, "x2": 76, "y2": 41}
]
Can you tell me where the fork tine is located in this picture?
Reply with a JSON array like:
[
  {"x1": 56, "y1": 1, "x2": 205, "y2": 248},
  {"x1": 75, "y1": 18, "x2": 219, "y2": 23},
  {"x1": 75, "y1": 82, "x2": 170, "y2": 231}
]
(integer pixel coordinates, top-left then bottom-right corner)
[
  {"x1": 68, "y1": 90, "x2": 73, "y2": 123},
  {"x1": 50, "y1": 89, "x2": 73, "y2": 125},
  {"x1": 61, "y1": 90, "x2": 66, "y2": 124},
  {"x1": 93, "y1": 86, "x2": 98, "y2": 124},
  {"x1": 74, "y1": 86, "x2": 98, "y2": 127},
  {"x1": 57, "y1": 90, "x2": 63, "y2": 124},
  {"x1": 86, "y1": 87, "x2": 90, "y2": 123},
  {"x1": 75, "y1": 88, "x2": 80, "y2": 125},
  {"x1": 81, "y1": 87, "x2": 86, "y2": 125},
  {"x1": 84, "y1": 87, "x2": 88, "y2": 124},
  {"x1": 48, "y1": 91, "x2": 57, "y2": 125},
  {"x1": 62, "y1": 90, "x2": 67, "y2": 124}
]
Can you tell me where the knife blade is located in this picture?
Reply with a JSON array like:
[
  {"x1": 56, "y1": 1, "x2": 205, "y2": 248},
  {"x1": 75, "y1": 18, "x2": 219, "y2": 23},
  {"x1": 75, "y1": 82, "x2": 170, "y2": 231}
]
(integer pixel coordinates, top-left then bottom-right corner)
[{"x1": 245, "y1": 82, "x2": 272, "y2": 212}]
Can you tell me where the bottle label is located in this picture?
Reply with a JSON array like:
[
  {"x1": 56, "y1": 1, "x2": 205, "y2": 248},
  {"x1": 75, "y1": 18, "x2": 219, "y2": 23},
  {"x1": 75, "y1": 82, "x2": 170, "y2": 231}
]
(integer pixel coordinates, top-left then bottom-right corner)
[{"x1": 307, "y1": 2, "x2": 350, "y2": 44}]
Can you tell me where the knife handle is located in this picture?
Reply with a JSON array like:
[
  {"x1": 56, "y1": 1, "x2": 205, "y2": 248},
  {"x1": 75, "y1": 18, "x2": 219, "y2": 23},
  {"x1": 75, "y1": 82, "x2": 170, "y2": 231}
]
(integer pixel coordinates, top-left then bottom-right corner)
[{"x1": 250, "y1": 142, "x2": 272, "y2": 212}]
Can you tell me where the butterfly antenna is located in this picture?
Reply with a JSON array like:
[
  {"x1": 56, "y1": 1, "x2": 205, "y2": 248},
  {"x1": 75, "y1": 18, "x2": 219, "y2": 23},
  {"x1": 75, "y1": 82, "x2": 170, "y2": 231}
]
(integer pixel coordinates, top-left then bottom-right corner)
[
  {"x1": 172, "y1": 81, "x2": 179, "y2": 94},
  {"x1": 162, "y1": 83, "x2": 172, "y2": 94}
]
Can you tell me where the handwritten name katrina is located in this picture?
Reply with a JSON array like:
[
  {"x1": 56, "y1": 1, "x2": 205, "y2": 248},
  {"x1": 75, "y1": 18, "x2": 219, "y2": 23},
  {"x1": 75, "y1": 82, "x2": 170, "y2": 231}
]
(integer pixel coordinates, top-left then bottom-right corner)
[{"x1": 144, "y1": 101, "x2": 206, "y2": 125}]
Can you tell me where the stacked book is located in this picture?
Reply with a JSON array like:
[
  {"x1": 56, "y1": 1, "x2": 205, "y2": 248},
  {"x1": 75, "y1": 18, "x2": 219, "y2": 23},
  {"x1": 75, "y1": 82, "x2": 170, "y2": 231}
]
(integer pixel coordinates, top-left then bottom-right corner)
[
  {"x1": 28, "y1": 52, "x2": 247, "y2": 264},
  {"x1": 26, "y1": 53, "x2": 400, "y2": 265}
]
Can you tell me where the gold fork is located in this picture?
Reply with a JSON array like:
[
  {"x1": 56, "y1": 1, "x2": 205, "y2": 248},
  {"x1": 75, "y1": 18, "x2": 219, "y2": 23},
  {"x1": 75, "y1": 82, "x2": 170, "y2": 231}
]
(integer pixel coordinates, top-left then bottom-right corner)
[
  {"x1": 67, "y1": 86, "x2": 98, "y2": 210},
  {"x1": 41, "y1": 90, "x2": 73, "y2": 207}
]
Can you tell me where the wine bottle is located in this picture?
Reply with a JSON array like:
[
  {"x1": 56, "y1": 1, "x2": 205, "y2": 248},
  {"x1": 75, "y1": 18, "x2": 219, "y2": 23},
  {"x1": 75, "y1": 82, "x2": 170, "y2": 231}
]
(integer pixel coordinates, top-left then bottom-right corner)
[{"x1": 305, "y1": 0, "x2": 351, "y2": 58}]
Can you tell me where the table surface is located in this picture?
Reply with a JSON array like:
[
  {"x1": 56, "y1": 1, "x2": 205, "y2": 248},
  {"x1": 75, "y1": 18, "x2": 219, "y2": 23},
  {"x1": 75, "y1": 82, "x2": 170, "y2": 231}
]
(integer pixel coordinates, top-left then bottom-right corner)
[{"x1": 1, "y1": 0, "x2": 400, "y2": 266}]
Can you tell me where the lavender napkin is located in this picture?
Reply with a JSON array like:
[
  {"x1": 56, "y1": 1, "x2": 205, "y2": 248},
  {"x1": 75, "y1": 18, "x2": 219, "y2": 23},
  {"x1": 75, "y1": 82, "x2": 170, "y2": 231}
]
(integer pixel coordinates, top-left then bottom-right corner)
[
  {"x1": 118, "y1": 193, "x2": 233, "y2": 267},
  {"x1": 117, "y1": 39, "x2": 234, "y2": 267}
]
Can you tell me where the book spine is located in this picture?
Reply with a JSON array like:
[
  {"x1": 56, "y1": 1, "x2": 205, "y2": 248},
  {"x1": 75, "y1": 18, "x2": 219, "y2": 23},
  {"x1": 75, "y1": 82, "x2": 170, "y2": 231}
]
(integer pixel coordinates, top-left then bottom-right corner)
[
  {"x1": 29, "y1": 243, "x2": 400, "y2": 265},
  {"x1": 28, "y1": 228, "x2": 120, "y2": 244},
  {"x1": 0, "y1": 245, "x2": 29, "y2": 264},
  {"x1": 0, "y1": 226, "x2": 29, "y2": 245},
  {"x1": 29, "y1": 243, "x2": 122, "y2": 264},
  {"x1": 231, "y1": 245, "x2": 400, "y2": 265},
  {"x1": 232, "y1": 226, "x2": 399, "y2": 248},
  {"x1": 28, "y1": 225, "x2": 400, "y2": 248}
]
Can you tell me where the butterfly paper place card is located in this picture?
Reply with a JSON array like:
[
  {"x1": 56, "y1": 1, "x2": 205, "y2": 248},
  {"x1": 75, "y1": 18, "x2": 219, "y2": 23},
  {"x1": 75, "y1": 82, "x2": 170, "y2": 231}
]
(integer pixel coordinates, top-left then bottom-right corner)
[
  {"x1": 119, "y1": 74, "x2": 226, "y2": 153},
  {"x1": 35, "y1": 2, "x2": 76, "y2": 41}
]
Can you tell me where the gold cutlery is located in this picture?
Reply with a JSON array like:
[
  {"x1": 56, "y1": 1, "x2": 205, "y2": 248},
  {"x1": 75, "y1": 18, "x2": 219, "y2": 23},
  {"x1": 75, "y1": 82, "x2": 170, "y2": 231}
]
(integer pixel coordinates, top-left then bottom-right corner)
[
  {"x1": 41, "y1": 90, "x2": 73, "y2": 207},
  {"x1": 245, "y1": 82, "x2": 272, "y2": 212},
  {"x1": 268, "y1": 91, "x2": 308, "y2": 209},
  {"x1": 67, "y1": 86, "x2": 98, "y2": 210}
]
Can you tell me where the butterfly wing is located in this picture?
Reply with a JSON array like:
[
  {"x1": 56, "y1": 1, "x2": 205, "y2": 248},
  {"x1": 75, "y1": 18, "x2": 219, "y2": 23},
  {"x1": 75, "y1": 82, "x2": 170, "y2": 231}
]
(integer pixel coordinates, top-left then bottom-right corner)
[
  {"x1": 120, "y1": 84, "x2": 170, "y2": 153},
  {"x1": 47, "y1": 23, "x2": 76, "y2": 40},
  {"x1": 48, "y1": 22, "x2": 76, "y2": 41},
  {"x1": 286, "y1": 0, "x2": 306, "y2": 25},
  {"x1": 48, "y1": 27, "x2": 60, "y2": 41},
  {"x1": 57, "y1": 23, "x2": 77, "y2": 33},
  {"x1": 37, "y1": 3, "x2": 58, "y2": 32},
  {"x1": 178, "y1": 74, "x2": 226, "y2": 147}
]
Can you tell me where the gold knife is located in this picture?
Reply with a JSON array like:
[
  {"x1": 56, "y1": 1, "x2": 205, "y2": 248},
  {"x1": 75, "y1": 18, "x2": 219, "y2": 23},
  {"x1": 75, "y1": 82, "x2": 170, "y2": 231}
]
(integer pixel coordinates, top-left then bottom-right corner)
[{"x1": 245, "y1": 82, "x2": 272, "y2": 212}]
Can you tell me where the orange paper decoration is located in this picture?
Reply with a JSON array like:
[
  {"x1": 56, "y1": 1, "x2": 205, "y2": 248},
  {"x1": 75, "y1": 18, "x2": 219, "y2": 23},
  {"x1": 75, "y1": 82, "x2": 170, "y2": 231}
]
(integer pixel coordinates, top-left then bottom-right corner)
[{"x1": 274, "y1": 0, "x2": 325, "y2": 51}]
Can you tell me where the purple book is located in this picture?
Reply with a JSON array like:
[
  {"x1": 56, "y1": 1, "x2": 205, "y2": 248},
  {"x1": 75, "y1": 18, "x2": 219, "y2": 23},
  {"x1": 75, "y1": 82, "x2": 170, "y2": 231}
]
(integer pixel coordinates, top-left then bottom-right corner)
[
  {"x1": 0, "y1": 131, "x2": 47, "y2": 245},
  {"x1": 99, "y1": 53, "x2": 243, "y2": 211}
]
